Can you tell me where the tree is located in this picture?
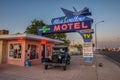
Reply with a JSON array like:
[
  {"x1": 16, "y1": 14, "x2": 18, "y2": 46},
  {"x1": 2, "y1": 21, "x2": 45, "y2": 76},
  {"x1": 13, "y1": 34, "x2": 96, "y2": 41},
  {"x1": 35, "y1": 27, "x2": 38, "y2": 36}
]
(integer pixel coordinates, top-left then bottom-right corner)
[
  {"x1": 63, "y1": 39, "x2": 71, "y2": 46},
  {"x1": 45, "y1": 33, "x2": 70, "y2": 46},
  {"x1": 25, "y1": 19, "x2": 45, "y2": 35},
  {"x1": 74, "y1": 44, "x2": 82, "y2": 51},
  {"x1": 45, "y1": 33, "x2": 66, "y2": 40},
  {"x1": 25, "y1": 19, "x2": 70, "y2": 46}
]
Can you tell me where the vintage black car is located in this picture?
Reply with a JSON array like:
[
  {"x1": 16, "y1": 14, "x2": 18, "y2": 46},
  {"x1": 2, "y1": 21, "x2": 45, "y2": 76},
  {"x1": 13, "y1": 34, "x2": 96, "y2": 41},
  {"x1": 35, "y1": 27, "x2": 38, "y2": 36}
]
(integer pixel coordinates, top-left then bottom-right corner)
[{"x1": 44, "y1": 46, "x2": 71, "y2": 70}]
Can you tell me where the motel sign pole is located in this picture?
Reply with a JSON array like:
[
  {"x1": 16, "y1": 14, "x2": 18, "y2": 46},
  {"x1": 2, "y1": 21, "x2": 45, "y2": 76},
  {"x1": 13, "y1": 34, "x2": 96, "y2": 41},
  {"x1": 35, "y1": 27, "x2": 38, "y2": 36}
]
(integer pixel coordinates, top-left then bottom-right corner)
[{"x1": 95, "y1": 20, "x2": 104, "y2": 51}]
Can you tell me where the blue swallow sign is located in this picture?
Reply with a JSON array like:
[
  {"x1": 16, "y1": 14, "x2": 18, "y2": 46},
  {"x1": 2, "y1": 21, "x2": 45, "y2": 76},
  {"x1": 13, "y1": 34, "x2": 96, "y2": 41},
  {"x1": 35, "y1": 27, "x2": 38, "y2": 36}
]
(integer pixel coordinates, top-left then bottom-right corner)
[
  {"x1": 37, "y1": 7, "x2": 93, "y2": 35},
  {"x1": 51, "y1": 15, "x2": 93, "y2": 25}
]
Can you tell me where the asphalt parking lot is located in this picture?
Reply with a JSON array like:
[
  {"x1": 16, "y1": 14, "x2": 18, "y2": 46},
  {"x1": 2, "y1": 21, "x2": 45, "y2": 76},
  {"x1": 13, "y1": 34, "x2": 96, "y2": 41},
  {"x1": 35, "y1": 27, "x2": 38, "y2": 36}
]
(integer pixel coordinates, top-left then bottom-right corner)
[{"x1": 0, "y1": 54, "x2": 120, "y2": 80}]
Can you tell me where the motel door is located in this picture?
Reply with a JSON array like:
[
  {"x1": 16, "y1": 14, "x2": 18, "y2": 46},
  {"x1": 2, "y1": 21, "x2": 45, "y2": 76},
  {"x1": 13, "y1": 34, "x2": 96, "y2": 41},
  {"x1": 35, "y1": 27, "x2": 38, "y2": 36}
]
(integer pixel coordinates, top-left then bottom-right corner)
[{"x1": 41, "y1": 44, "x2": 45, "y2": 63}]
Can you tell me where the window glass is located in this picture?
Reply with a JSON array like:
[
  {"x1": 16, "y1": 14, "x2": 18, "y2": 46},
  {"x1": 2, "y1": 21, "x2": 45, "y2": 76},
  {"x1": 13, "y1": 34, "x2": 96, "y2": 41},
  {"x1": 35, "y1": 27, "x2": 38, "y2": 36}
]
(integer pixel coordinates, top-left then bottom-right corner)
[
  {"x1": 9, "y1": 43, "x2": 22, "y2": 59},
  {"x1": 26, "y1": 44, "x2": 38, "y2": 60}
]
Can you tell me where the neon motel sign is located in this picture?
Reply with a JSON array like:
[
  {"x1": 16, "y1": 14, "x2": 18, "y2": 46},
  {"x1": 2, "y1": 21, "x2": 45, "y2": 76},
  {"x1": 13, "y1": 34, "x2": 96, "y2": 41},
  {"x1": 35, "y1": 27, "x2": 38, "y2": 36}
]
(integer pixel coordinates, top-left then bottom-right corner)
[
  {"x1": 37, "y1": 7, "x2": 93, "y2": 35},
  {"x1": 37, "y1": 21, "x2": 92, "y2": 35}
]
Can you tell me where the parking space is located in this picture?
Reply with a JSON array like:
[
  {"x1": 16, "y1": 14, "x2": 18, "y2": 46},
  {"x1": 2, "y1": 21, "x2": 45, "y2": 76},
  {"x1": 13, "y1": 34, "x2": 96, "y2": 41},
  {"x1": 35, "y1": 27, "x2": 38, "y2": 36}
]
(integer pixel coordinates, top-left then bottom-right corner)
[
  {"x1": 0, "y1": 56, "x2": 96, "y2": 80},
  {"x1": 0, "y1": 55, "x2": 120, "y2": 80}
]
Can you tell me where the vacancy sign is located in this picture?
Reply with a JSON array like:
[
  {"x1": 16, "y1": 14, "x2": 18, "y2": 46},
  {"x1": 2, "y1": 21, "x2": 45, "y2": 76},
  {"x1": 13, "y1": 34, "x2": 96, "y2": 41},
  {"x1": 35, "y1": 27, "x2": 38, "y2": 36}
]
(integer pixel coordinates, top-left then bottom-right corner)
[{"x1": 83, "y1": 42, "x2": 93, "y2": 57}]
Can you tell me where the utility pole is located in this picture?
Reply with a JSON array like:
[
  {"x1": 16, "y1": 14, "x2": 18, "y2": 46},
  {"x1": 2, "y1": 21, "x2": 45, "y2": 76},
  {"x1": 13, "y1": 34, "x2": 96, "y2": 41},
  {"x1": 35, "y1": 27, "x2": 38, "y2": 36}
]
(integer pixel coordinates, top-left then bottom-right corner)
[{"x1": 95, "y1": 20, "x2": 104, "y2": 51}]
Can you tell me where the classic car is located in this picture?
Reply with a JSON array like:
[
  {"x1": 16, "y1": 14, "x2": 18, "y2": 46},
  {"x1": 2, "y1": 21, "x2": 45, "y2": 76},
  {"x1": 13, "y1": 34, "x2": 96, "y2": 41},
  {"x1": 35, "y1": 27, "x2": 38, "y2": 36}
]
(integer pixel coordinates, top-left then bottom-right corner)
[{"x1": 44, "y1": 46, "x2": 71, "y2": 70}]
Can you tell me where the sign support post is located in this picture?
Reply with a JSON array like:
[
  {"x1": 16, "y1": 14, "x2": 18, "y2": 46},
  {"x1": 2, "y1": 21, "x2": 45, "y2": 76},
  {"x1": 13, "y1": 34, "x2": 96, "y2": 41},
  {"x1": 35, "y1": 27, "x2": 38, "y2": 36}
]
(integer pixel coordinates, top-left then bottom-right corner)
[{"x1": 77, "y1": 29, "x2": 94, "y2": 65}]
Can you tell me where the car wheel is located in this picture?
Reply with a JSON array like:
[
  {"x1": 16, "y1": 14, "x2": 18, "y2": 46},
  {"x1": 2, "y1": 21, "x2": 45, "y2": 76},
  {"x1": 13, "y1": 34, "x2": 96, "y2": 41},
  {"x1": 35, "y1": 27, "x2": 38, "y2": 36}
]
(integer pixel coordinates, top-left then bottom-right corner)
[
  {"x1": 45, "y1": 65, "x2": 48, "y2": 70},
  {"x1": 63, "y1": 66, "x2": 66, "y2": 71},
  {"x1": 67, "y1": 61, "x2": 70, "y2": 65}
]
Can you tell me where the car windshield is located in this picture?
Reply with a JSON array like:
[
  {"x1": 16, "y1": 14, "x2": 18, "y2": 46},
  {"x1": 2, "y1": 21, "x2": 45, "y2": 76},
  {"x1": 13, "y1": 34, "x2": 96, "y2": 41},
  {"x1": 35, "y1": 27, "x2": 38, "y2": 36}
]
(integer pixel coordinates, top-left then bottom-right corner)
[{"x1": 52, "y1": 46, "x2": 68, "y2": 53}]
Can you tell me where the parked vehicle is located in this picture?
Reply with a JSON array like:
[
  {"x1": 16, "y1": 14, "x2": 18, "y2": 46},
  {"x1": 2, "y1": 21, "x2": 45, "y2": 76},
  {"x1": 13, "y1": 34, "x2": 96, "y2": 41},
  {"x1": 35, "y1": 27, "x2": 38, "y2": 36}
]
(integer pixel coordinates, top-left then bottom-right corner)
[{"x1": 44, "y1": 46, "x2": 71, "y2": 71}]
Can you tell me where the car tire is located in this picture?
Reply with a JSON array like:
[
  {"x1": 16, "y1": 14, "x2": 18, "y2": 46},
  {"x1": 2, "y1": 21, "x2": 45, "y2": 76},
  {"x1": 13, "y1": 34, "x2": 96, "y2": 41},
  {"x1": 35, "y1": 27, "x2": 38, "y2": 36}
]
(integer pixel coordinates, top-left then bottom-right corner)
[
  {"x1": 63, "y1": 66, "x2": 66, "y2": 71},
  {"x1": 45, "y1": 65, "x2": 48, "y2": 70},
  {"x1": 67, "y1": 61, "x2": 70, "y2": 65}
]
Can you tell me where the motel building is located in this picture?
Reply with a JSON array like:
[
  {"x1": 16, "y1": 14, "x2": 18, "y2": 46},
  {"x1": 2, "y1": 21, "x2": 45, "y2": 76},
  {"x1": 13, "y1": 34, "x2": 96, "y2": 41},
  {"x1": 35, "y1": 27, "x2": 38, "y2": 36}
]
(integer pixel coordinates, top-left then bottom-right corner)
[{"x1": 0, "y1": 32, "x2": 63, "y2": 66}]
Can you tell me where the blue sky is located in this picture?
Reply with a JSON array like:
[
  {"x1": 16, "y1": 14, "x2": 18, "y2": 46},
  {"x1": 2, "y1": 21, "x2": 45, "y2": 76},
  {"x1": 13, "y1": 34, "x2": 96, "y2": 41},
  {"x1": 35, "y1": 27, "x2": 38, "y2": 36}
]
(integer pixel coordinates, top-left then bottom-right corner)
[{"x1": 0, "y1": 0, "x2": 120, "y2": 48}]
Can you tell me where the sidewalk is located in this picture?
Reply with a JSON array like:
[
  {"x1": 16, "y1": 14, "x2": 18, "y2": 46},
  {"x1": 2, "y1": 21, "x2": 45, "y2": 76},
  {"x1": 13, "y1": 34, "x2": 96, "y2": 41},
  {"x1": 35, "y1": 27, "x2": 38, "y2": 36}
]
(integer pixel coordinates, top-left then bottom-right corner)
[
  {"x1": 0, "y1": 54, "x2": 120, "y2": 80},
  {"x1": 96, "y1": 54, "x2": 120, "y2": 80}
]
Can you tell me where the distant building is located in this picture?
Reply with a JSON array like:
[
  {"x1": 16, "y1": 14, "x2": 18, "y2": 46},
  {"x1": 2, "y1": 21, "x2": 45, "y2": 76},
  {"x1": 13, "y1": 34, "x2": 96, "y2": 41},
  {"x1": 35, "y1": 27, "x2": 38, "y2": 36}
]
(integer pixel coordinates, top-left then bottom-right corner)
[
  {"x1": 69, "y1": 45, "x2": 80, "y2": 55},
  {"x1": 0, "y1": 30, "x2": 9, "y2": 35}
]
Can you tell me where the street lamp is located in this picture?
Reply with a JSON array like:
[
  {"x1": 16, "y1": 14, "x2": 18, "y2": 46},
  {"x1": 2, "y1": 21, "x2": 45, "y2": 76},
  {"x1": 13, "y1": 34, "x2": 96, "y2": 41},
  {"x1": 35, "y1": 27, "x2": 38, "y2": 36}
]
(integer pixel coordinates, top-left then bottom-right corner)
[{"x1": 95, "y1": 20, "x2": 104, "y2": 50}]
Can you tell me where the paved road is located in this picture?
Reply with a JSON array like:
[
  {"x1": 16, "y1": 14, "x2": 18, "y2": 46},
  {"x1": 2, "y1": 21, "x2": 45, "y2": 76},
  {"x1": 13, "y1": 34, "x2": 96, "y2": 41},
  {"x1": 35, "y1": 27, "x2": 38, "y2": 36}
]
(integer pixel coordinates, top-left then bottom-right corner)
[{"x1": 0, "y1": 54, "x2": 120, "y2": 80}]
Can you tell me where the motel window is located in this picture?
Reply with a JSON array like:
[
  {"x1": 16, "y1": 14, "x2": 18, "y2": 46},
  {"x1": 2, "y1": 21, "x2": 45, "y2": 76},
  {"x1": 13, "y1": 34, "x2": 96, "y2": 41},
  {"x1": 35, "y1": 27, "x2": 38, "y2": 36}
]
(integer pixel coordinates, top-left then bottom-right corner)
[
  {"x1": 9, "y1": 43, "x2": 22, "y2": 59},
  {"x1": 26, "y1": 44, "x2": 38, "y2": 60}
]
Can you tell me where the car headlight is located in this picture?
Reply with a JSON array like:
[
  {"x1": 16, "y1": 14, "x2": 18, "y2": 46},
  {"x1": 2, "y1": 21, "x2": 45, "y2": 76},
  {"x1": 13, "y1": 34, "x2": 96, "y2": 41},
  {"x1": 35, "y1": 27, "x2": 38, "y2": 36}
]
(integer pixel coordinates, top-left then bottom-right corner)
[
  {"x1": 48, "y1": 56, "x2": 52, "y2": 60},
  {"x1": 58, "y1": 56, "x2": 61, "y2": 59}
]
